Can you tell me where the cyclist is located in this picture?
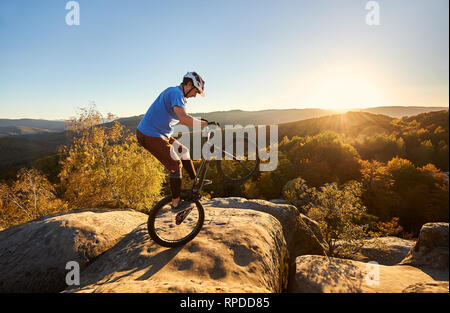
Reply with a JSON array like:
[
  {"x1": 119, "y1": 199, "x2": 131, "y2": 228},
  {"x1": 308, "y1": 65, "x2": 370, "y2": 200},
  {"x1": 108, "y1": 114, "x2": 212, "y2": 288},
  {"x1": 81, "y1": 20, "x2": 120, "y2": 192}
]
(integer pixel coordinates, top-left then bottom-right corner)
[{"x1": 136, "y1": 72, "x2": 213, "y2": 211}]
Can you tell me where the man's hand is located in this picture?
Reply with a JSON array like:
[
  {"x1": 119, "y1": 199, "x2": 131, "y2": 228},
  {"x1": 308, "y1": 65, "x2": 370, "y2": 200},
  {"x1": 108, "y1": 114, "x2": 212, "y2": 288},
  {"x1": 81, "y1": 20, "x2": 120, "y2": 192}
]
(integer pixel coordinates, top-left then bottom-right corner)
[
  {"x1": 208, "y1": 121, "x2": 220, "y2": 127},
  {"x1": 201, "y1": 119, "x2": 220, "y2": 127}
]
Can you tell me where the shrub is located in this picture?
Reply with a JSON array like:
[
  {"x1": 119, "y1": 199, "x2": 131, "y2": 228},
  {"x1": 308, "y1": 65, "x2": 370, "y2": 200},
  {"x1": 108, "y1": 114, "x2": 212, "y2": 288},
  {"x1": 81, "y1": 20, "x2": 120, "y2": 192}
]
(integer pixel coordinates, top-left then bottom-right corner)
[
  {"x1": 307, "y1": 181, "x2": 369, "y2": 257},
  {"x1": 0, "y1": 168, "x2": 67, "y2": 229}
]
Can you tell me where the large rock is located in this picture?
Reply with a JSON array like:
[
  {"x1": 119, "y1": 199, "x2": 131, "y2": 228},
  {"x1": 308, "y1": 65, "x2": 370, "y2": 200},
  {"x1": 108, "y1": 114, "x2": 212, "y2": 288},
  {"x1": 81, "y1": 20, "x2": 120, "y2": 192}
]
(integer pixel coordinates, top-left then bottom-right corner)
[
  {"x1": 1, "y1": 198, "x2": 329, "y2": 293},
  {"x1": 204, "y1": 198, "x2": 328, "y2": 258},
  {"x1": 400, "y1": 223, "x2": 449, "y2": 270},
  {"x1": 0, "y1": 209, "x2": 147, "y2": 293},
  {"x1": 65, "y1": 205, "x2": 289, "y2": 293},
  {"x1": 402, "y1": 282, "x2": 449, "y2": 293},
  {"x1": 290, "y1": 255, "x2": 449, "y2": 293},
  {"x1": 336, "y1": 237, "x2": 416, "y2": 266},
  {"x1": 268, "y1": 199, "x2": 288, "y2": 205}
]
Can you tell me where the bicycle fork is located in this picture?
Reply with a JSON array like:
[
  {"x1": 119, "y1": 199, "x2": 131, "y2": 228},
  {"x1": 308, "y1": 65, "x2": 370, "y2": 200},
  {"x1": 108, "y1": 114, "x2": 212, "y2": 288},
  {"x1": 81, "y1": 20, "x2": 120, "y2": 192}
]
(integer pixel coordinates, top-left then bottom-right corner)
[
  {"x1": 190, "y1": 158, "x2": 210, "y2": 201},
  {"x1": 175, "y1": 159, "x2": 210, "y2": 225}
]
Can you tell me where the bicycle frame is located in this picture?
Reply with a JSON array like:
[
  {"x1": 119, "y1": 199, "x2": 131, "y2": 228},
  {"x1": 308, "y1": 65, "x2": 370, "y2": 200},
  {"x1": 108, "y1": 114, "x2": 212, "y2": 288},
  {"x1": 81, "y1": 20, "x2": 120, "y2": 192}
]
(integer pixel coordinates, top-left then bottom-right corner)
[
  {"x1": 148, "y1": 125, "x2": 260, "y2": 247},
  {"x1": 190, "y1": 158, "x2": 209, "y2": 201},
  {"x1": 189, "y1": 125, "x2": 248, "y2": 201},
  {"x1": 189, "y1": 126, "x2": 214, "y2": 200}
]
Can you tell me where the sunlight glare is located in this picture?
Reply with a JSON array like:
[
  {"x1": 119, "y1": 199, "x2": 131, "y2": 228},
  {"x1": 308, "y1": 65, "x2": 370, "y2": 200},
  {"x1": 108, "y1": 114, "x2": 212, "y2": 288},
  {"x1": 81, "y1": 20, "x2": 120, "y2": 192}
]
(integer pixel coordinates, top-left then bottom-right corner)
[{"x1": 306, "y1": 76, "x2": 386, "y2": 111}]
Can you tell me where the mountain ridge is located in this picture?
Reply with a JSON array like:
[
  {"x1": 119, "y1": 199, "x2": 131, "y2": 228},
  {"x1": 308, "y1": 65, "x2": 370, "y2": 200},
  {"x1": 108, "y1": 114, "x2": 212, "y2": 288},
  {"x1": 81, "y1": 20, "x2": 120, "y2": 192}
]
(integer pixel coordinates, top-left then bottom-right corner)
[
  {"x1": 0, "y1": 108, "x2": 448, "y2": 179},
  {"x1": 1, "y1": 106, "x2": 447, "y2": 136}
]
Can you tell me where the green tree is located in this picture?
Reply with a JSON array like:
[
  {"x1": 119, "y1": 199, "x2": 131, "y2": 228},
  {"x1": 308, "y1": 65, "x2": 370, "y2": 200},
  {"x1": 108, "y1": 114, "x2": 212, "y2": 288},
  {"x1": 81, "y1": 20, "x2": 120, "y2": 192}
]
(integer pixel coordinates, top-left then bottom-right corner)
[
  {"x1": 359, "y1": 159, "x2": 398, "y2": 221},
  {"x1": 282, "y1": 177, "x2": 316, "y2": 213},
  {"x1": 294, "y1": 132, "x2": 362, "y2": 187},
  {"x1": 355, "y1": 133, "x2": 405, "y2": 162},
  {"x1": 242, "y1": 151, "x2": 295, "y2": 199},
  {"x1": 307, "y1": 181, "x2": 369, "y2": 257},
  {"x1": 390, "y1": 111, "x2": 449, "y2": 171}
]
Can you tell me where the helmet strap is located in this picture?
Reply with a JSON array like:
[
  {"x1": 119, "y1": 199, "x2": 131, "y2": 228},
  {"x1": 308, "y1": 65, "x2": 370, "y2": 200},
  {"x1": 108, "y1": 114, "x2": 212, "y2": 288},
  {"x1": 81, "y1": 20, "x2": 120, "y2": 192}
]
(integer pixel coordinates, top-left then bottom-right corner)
[
  {"x1": 180, "y1": 83, "x2": 194, "y2": 97},
  {"x1": 183, "y1": 85, "x2": 196, "y2": 97}
]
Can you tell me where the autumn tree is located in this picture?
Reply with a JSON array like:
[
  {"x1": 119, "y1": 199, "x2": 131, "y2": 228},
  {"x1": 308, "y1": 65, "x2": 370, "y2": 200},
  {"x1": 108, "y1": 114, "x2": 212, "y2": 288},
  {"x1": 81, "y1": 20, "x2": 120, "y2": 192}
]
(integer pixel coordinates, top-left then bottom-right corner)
[
  {"x1": 359, "y1": 159, "x2": 399, "y2": 221},
  {"x1": 0, "y1": 168, "x2": 67, "y2": 230},
  {"x1": 354, "y1": 134, "x2": 405, "y2": 162},
  {"x1": 293, "y1": 132, "x2": 362, "y2": 187},
  {"x1": 376, "y1": 217, "x2": 404, "y2": 237},
  {"x1": 282, "y1": 177, "x2": 316, "y2": 213},
  {"x1": 382, "y1": 157, "x2": 449, "y2": 234},
  {"x1": 241, "y1": 133, "x2": 362, "y2": 199},
  {"x1": 390, "y1": 111, "x2": 449, "y2": 171},
  {"x1": 307, "y1": 181, "x2": 369, "y2": 257},
  {"x1": 242, "y1": 152, "x2": 295, "y2": 199},
  {"x1": 59, "y1": 106, "x2": 166, "y2": 211}
]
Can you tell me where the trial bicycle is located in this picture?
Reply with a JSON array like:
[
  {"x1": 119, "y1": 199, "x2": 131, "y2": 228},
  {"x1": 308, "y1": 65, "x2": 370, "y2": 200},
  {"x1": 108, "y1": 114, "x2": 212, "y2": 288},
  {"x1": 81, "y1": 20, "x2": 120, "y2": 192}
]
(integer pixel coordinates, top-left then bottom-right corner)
[{"x1": 147, "y1": 123, "x2": 260, "y2": 247}]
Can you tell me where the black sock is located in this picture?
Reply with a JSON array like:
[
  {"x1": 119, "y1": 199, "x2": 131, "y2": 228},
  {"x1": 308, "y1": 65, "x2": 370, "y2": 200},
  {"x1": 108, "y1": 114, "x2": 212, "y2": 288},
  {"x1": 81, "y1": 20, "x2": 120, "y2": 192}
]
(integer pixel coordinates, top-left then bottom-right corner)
[
  {"x1": 182, "y1": 159, "x2": 197, "y2": 180},
  {"x1": 170, "y1": 177, "x2": 182, "y2": 200}
]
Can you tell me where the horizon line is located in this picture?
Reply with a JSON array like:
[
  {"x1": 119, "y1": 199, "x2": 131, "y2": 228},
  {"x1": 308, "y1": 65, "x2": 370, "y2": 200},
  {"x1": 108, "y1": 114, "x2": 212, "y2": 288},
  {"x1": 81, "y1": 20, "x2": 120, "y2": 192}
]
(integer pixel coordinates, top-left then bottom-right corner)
[{"x1": 1, "y1": 105, "x2": 449, "y2": 121}]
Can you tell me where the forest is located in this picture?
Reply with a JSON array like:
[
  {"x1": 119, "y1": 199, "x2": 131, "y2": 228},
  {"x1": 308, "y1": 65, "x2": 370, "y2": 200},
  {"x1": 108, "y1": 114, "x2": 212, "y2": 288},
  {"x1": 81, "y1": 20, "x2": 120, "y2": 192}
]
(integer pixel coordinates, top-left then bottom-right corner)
[{"x1": 0, "y1": 108, "x2": 448, "y2": 246}]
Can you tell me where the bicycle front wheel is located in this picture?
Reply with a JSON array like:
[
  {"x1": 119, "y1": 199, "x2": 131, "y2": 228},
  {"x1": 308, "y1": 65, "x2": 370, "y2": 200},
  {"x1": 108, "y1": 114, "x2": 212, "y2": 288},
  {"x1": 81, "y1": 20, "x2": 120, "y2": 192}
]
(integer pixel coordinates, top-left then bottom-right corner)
[
  {"x1": 216, "y1": 136, "x2": 260, "y2": 183},
  {"x1": 147, "y1": 195, "x2": 205, "y2": 248}
]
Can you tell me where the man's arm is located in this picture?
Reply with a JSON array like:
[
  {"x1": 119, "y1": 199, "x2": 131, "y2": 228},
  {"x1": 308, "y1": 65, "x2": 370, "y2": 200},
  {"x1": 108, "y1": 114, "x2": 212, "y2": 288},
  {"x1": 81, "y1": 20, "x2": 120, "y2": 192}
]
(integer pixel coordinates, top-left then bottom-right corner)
[{"x1": 173, "y1": 106, "x2": 208, "y2": 127}]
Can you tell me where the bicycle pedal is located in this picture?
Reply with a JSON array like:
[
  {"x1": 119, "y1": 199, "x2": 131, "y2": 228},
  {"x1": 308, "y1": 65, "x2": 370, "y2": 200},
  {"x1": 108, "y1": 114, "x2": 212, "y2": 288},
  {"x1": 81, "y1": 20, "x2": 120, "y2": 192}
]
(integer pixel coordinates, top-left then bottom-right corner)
[
  {"x1": 175, "y1": 207, "x2": 192, "y2": 225},
  {"x1": 202, "y1": 179, "x2": 213, "y2": 186}
]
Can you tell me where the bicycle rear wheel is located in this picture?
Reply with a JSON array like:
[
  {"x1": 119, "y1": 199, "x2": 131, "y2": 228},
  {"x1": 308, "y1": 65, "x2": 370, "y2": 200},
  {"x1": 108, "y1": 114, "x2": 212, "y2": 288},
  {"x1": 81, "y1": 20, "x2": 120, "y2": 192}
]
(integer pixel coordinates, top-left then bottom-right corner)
[
  {"x1": 216, "y1": 136, "x2": 260, "y2": 183},
  {"x1": 147, "y1": 195, "x2": 204, "y2": 248}
]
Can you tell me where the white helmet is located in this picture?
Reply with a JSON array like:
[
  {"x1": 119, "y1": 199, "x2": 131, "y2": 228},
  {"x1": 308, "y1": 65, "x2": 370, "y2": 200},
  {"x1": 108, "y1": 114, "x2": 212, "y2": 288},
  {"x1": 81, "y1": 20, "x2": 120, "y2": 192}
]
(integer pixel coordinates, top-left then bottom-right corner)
[{"x1": 183, "y1": 72, "x2": 205, "y2": 97}]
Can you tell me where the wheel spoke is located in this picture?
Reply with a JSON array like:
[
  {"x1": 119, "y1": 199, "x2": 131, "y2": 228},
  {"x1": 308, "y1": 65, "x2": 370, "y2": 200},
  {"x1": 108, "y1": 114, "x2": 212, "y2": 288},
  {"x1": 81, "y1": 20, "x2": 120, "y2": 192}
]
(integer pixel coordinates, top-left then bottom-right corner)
[{"x1": 147, "y1": 197, "x2": 204, "y2": 247}]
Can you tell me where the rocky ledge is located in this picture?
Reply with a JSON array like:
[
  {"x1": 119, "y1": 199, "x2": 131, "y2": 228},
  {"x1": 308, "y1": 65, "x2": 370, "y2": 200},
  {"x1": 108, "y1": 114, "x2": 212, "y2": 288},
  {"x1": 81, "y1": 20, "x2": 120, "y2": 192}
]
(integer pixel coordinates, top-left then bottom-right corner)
[{"x1": 0, "y1": 198, "x2": 447, "y2": 293}]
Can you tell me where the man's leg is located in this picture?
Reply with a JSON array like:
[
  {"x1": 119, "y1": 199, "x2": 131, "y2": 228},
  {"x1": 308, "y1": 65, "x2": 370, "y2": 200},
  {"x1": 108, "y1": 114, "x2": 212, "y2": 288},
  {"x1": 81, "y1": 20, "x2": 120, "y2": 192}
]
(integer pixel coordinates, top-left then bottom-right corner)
[
  {"x1": 172, "y1": 139, "x2": 197, "y2": 181},
  {"x1": 181, "y1": 159, "x2": 196, "y2": 180},
  {"x1": 136, "y1": 130, "x2": 184, "y2": 207},
  {"x1": 169, "y1": 139, "x2": 187, "y2": 207},
  {"x1": 169, "y1": 168, "x2": 182, "y2": 207}
]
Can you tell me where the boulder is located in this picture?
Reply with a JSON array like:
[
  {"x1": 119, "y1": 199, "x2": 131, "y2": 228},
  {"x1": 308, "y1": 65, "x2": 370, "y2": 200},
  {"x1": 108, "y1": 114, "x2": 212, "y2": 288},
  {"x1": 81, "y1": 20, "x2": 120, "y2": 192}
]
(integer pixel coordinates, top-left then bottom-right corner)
[
  {"x1": 290, "y1": 255, "x2": 449, "y2": 293},
  {"x1": 204, "y1": 197, "x2": 328, "y2": 258},
  {"x1": 400, "y1": 223, "x2": 449, "y2": 270},
  {"x1": 65, "y1": 205, "x2": 289, "y2": 293},
  {"x1": 402, "y1": 282, "x2": 449, "y2": 293},
  {"x1": 0, "y1": 209, "x2": 147, "y2": 293},
  {"x1": 268, "y1": 199, "x2": 287, "y2": 205},
  {"x1": 336, "y1": 237, "x2": 416, "y2": 266},
  {"x1": 0, "y1": 198, "x2": 330, "y2": 293}
]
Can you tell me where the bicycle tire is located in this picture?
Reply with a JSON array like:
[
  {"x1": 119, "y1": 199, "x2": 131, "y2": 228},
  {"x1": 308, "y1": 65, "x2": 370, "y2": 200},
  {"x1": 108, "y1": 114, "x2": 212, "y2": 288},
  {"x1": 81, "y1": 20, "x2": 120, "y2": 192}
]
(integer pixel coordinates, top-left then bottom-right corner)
[
  {"x1": 216, "y1": 137, "x2": 260, "y2": 183},
  {"x1": 147, "y1": 195, "x2": 205, "y2": 248}
]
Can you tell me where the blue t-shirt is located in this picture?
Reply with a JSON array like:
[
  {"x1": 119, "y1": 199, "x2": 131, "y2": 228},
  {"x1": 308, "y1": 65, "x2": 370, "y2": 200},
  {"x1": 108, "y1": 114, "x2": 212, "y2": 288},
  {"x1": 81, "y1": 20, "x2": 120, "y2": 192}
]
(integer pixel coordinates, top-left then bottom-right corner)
[{"x1": 137, "y1": 86, "x2": 187, "y2": 139}]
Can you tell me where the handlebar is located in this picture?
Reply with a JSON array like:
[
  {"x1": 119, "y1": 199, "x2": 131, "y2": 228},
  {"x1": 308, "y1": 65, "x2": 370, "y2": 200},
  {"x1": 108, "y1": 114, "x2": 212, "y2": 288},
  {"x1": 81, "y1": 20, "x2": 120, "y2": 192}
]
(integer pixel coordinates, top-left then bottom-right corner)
[
  {"x1": 200, "y1": 118, "x2": 220, "y2": 127},
  {"x1": 202, "y1": 120, "x2": 220, "y2": 141}
]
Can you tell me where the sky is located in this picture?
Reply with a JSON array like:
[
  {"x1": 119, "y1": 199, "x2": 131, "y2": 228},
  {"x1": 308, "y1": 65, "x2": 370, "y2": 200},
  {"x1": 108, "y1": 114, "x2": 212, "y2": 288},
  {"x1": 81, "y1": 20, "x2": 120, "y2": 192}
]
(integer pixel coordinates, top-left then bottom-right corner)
[{"x1": 0, "y1": 0, "x2": 448, "y2": 120}]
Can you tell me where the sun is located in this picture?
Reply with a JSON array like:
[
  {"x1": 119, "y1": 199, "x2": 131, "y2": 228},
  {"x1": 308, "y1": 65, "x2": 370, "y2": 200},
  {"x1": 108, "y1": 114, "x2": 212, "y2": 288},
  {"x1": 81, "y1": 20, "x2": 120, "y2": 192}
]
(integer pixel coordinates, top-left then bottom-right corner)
[{"x1": 306, "y1": 76, "x2": 386, "y2": 111}]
